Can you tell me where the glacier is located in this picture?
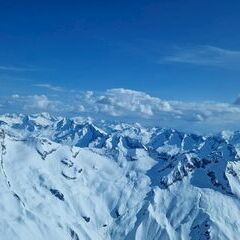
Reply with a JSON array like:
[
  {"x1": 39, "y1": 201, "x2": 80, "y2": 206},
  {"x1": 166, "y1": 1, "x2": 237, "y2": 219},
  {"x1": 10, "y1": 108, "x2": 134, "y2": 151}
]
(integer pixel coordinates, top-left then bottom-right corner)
[{"x1": 0, "y1": 113, "x2": 240, "y2": 239}]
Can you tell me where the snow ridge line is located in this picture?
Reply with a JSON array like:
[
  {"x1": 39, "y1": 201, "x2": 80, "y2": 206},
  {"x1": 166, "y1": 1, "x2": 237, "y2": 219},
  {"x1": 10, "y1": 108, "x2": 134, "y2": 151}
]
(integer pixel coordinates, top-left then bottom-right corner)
[{"x1": 0, "y1": 129, "x2": 25, "y2": 207}]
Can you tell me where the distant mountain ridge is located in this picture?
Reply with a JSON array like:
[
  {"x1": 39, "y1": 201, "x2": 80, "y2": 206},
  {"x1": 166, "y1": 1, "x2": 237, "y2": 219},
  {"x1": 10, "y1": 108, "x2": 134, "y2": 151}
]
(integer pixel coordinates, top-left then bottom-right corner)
[{"x1": 0, "y1": 113, "x2": 240, "y2": 240}]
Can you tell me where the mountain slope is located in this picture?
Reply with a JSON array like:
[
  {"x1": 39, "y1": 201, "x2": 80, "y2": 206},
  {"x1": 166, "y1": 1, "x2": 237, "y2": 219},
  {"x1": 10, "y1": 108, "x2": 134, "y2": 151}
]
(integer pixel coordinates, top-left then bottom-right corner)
[{"x1": 0, "y1": 114, "x2": 240, "y2": 240}]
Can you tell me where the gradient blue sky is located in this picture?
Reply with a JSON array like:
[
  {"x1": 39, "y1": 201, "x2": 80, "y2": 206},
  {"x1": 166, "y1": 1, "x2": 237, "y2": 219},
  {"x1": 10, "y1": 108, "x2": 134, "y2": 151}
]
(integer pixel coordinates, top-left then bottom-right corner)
[{"x1": 1, "y1": 0, "x2": 240, "y2": 102}]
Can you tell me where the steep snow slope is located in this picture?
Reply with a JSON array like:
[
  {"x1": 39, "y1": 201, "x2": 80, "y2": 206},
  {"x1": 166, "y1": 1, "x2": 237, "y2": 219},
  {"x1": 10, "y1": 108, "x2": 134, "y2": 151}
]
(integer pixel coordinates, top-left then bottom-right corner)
[{"x1": 0, "y1": 114, "x2": 240, "y2": 240}]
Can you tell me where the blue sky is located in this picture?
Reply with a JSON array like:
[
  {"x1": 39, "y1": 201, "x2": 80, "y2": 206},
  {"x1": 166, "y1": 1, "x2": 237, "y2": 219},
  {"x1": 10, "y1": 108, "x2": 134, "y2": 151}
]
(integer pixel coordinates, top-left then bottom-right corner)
[
  {"x1": 1, "y1": 0, "x2": 240, "y2": 102},
  {"x1": 2, "y1": 1, "x2": 240, "y2": 133}
]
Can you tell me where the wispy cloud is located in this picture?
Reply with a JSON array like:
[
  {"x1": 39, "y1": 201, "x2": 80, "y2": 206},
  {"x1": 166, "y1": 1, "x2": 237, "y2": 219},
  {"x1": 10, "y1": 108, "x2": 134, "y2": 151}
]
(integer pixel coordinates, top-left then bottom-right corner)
[
  {"x1": 33, "y1": 84, "x2": 64, "y2": 92},
  {"x1": 0, "y1": 65, "x2": 37, "y2": 72},
  {"x1": 162, "y1": 45, "x2": 240, "y2": 68}
]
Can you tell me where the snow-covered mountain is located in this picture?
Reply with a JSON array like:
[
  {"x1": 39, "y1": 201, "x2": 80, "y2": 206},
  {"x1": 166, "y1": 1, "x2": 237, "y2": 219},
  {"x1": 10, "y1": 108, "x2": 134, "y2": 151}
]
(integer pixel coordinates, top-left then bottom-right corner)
[{"x1": 1, "y1": 113, "x2": 240, "y2": 240}]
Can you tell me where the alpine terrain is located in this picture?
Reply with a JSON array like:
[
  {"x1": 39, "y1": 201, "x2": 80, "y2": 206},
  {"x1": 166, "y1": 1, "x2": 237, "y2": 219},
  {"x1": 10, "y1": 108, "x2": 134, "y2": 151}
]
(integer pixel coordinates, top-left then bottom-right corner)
[{"x1": 0, "y1": 113, "x2": 240, "y2": 240}]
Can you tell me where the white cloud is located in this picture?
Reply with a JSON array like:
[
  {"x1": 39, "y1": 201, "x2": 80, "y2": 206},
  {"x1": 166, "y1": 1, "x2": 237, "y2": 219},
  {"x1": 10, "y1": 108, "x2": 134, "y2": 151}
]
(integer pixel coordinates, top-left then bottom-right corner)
[
  {"x1": 162, "y1": 45, "x2": 240, "y2": 68},
  {"x1": 11, "y1": 94, "x2": 20, "y2": 99},
  {"x1": 1, "y1": 89, "x2": 240, "y2": 133},
  {"x1": 25, "y1": 95, "x2": 56, "y2": 110},
  {"x1": 2, "y1": 94, "x2": 60, "y2": 112},
  {"x1": 71, "y1": 89, "x2": 240, "y2": 132},
  {"x1": 95, "y1": 88, "x2": 173, "y2": 117}
]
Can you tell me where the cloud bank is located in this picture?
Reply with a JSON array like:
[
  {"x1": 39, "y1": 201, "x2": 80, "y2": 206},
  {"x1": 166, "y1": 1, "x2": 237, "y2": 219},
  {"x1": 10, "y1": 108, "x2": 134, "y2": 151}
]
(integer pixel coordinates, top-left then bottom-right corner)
[{"x1": 1, "y1": 88, "x2": 240, "y2": 133}]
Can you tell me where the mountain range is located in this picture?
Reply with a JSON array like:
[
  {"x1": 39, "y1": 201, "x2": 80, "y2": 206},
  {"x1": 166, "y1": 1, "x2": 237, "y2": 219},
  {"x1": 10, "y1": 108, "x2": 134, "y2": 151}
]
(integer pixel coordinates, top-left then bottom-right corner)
[{"x1": 0, "y1": 113, "x2": 240, "y2": 240}]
